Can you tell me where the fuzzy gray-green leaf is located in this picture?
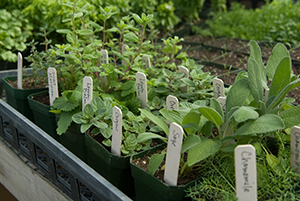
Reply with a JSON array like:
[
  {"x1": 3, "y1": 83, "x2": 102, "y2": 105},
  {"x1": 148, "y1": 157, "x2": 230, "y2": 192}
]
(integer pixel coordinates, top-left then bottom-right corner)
[
  {"x1": 181, "y1": 134, "x2": 201, "y2": 153},
  {"x1": 225, "y1": 78, "x2": 251, "y2": 119},
  {"x1": 148, "y1": 152, "x2": 165, "y2": 175},
  {"x1": 198, "y1": 106, "x2": 223, "y2": 126},
  {"x1": 137, "y1": 132, "x2": 167, "y2": 143},
  {"x1": 267, "y1": 78, "x2": 300, "y2": 111},
  {"x1": 249, "y1": 40, "x2": 267, "y2": 87},
  {"x1": 187, "y1": 137, "x2": 221, "y2": 166},
  {"x1": 266, "y1": 43, "x2": 290, "y2": 81},
  {"x1": 234, "y1": 114, "x2": 285, "y2": 136},
  {"x1": 234, "y1": 106, "x2": 259, "y2": 123},
  {"x1": 269, "y1": 56, "x2": 291, "y2": 98},
  {"x1": 159, "y1": 109, "x2": 182, "y2": 125},
  {"x1": 248, "y1": 58, "x2": 263, "y2": 103},
  {"x1": 210, "y1": 98, "x2": 224, "y2": 119},
  {"x1": 140, "y1": 109, "x2": 169, "y2": 135},
  {"x1": 279, "y1": 105, "x2": 300, "y2": 128}
]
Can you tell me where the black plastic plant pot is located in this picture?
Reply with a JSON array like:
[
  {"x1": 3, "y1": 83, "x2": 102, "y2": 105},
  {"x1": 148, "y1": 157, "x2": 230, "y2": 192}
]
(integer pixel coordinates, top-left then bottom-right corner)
[
  {"x1": 59, "y1": 123, "x2": 87, "y2": 163},
  {"x1": 27, "y1": 90, "x2": 59, "y2": 141},
  {"x1": 0, "y1": 84, "x2": 3, "y2": 99},
  {"x1": 85, "y1": 133, "x2": 135, "y2": 198},
  {"x1": 130, "y1": 144, "x2": 199, "y2": 201},
  {"x1": 3, "y1": 75, "x2": 47, "y2": 121}
]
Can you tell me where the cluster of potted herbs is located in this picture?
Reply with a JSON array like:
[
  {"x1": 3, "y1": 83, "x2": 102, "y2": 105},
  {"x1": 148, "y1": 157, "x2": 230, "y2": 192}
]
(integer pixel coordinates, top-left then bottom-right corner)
[{"x1": 3, "y1": 3, "x2": 300, "y2": 201}]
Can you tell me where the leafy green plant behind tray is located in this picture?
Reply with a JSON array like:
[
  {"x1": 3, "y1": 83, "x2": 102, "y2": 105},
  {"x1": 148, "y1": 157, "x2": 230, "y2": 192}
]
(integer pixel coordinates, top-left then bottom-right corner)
[
  {"x1": 195, "y1": 0, "x2": 300, "y2": 45},
  {"x1": 0, "y1": 9, "x2": 32, "y2": 62}
]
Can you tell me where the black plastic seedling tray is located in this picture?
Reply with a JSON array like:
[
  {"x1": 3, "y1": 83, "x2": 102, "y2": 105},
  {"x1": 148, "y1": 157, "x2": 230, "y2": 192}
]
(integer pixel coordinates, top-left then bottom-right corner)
[{"x1": 0, "y1": 98, "x2": 132, "y2": 201}]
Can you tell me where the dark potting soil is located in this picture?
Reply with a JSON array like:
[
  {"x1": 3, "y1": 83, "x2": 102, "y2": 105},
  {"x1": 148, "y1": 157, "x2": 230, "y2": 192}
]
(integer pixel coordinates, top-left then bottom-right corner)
[
  {"x1": 30, "y1": 92, "x2": 50, "y2": 106},
  {"x1": 203, "y1": 38, "x2": 249, "y2": 51},
  {"x1": 213, "y1": 52, "x2": 269, "y2": 70},
  {"x1": 7, "y1": 78, "x2": 48, "y2": 90},
  {"x1": 289, "y1": 47, "x2": 300, "y2": 61},
  {"x1": 182, "y1": 35, "x2": 213, "y2": 44},
  {"x1": 131, "y1": 148, "x2": 201, "y2": 186},
  {"x1": 213, "y1": 52, "x2": 249, "y2": 69},
  {"x1": 185, "y1": 47, "x2": 227, "y2": 61},
  {"x1": 239, "y1": 44, "x2": 273, "y2": 57}
]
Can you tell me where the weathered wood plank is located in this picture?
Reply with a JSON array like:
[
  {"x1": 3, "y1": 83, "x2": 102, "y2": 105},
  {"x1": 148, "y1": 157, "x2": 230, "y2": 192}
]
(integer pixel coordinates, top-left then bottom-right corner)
[{"x1": 0, "y1": 139, "x2": 72, "y2": 201}]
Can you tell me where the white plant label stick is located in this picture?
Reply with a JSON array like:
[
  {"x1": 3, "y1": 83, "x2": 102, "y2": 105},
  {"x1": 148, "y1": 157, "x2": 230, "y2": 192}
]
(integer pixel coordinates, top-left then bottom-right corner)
[
  {"x1": 235, "y1": 144, "x2": 257, "y2": 201},
  {"x1": 100, "y1": 49, "x2": 108, "y2": 83},
  {"x1": 213, "y1": 78, "x2": 225, "y2": 99},
  {"x1": 17, "y1": 52, "x2": 23, "y2": 89},
  {"x1": 136, "y1": 72, "x2": 147, "y2": 108},
  {"x1": 82, "y1": 76, "x2": 93, "y2": 111},
  {"x1": 166, "y1": 95, "x2": 179, "y2": 124},
  {"x1": 265, "y1": 88, "x2": 269, "y2": 100},
  {"x1": 47, "y1": 67, "x2": 59, "y2": 106},
  {"x1": 164, "y1": 122, "x2": 184, "y2": 186},
  {"x1": 291, "y1": 126, "x2": 300, "y2": 173},
  {"x1": 122, "y1": 44, "x2": 128, "y2": 65},
  {"x1": 142, "y1": 56, "x2": 151, "y2": 69},
  {"x1": 178, "y1": 66, "x2": 189, "y2": 93},
  {"x1": 111, "y1": 106, "x2": 122, "y2": 156},
  {"x1": 166, "y1": 95, "x2": 179, "y2": 111},
  {"x1": 217, "y1": 96, "x2": 226, "y2": 114}
]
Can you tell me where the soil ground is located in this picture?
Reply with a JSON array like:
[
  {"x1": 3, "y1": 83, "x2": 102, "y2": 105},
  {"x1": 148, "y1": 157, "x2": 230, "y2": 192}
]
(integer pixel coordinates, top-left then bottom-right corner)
[{"x1": 183, "y1": 35, "x2": 300, "y2": 104}]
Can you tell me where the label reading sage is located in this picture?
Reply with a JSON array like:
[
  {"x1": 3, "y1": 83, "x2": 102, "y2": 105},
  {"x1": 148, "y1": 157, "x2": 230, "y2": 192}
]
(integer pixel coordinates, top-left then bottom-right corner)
[{"x1": 164, "y1": 122, "x2": 184, "y2": 186}]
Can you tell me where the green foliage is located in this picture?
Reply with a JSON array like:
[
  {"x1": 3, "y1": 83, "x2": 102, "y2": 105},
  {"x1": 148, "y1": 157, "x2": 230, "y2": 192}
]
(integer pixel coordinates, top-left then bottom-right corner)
[
  {"x1": 196, "y1": 0, "x2": 300, "y2": 44},
  {"x1": 186, "y1": 134, "x2": 300, "y2": 200},
  {"x1": 0, "y1": 9, "x2": 32, "y2": 62},
  {"x1": 143, "y1": 40, "x2": 300, "y2": 182},
  {"x1": 154, "y1": 1, "x2": 180, "y2": 32}
]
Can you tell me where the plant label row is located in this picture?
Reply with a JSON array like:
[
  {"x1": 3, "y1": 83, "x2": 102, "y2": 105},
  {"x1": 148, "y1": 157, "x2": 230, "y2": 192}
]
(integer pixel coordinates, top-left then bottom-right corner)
[
  {"x1": 47, "y1": 67, "x2": 59, "y2": 106},
  {"x1": 291, "y1": 126, "x2": 300, "y2": 173},
  {"x1": 122, "y1": 44, "x2": 128, "y2": 65},
  {"x1": 82, "y1": 76, "x2": 93, "y2": 110},
  {"x1": 213, "y1": 78, "x2": 225, "y2": 99},
  {"x1": 17, "y1": 52, "x2": 23, "y2": 89},
  {"x1": 111, "y1": 106, "x2": 122, "y2": 156},
  {"x1": 164, "y1": 122, "x2": 184, "y2": 186},
  {"x1": 136, "y1": 72, "x2": 147, "y2": 108},
  {"x1": 100, "y1": 49, "x2": 108, "y2": 83},
  {"x1": 235, "y1": 144, "x2": 257, "y2": 201},
  {"x1": 179, "y1": 66, "x2": 189, "y2": 93},
  {"x1": 142, "y1": 56, "x2": 151, "y2": 69}
]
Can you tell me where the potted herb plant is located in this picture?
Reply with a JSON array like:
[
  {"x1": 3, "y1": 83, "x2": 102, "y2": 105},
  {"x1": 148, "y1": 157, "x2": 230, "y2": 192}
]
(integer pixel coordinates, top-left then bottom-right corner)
[{"x1": 130, "y1": 40, "x2": 300, "y2": 201}]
